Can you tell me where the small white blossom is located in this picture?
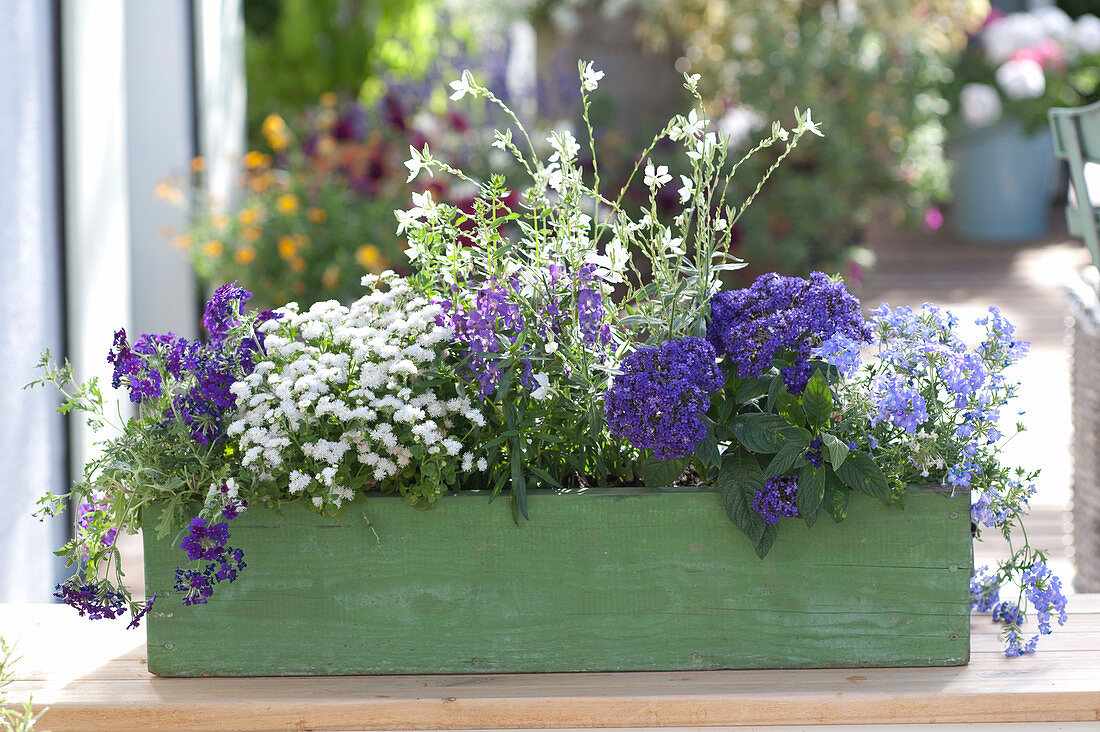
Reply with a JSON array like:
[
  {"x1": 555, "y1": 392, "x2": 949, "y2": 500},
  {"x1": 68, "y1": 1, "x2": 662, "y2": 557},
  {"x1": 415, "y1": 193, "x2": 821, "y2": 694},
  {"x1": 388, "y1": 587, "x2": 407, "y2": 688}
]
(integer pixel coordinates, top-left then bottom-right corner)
[
  {"x1": 960, "y1": 83, "x2": 1003, "y2": 128},
  {"x1": 644, "y1": 163, "x2": 672, "y2": 190},
  {"x1": 404, "y1": 144, "x2": 433, "y2": 183},
  {"x1": 677, "y1": 175, "x2": 694, "y2": 204},
  {"x1": 448, "y1": 69, "x2": 477, "y2": 101},
  {"x1": 996, "y1": 58, "x2": 1045, "y2": 100},
  {"x1": 580, "y1": 61, "x2": 604, "y2": 92},
  {"x1": 530, "y1": 372, "x2": 552, "y2": 400}
]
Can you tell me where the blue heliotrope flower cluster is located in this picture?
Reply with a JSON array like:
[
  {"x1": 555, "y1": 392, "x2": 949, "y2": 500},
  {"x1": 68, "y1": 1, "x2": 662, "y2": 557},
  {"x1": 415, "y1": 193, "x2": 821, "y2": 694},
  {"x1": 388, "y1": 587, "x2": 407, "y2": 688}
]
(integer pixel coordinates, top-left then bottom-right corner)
[
  {"x1": 604, "y1": 337, "x2": 723, "y2": 460},
  {"x1": 107, "y1": 283, "x2": 280, "y2": 444},
  {"x1": 752, "y1": 476, "x2": 800, "y2": 524},
  {"x1": 706, "y1": 272, "x2": 871, "y2": 394}
]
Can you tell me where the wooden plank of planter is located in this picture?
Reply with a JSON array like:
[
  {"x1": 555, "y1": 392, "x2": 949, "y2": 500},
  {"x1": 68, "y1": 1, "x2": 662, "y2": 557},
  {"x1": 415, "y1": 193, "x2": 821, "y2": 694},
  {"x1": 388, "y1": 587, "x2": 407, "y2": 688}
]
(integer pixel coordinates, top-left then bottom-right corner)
[
  {"x1": 4, "y1": 601, "x2": 1100, "y2": 731},
  {"x1": 140, "y1": 486, "x2": 971, "y2": 676}
]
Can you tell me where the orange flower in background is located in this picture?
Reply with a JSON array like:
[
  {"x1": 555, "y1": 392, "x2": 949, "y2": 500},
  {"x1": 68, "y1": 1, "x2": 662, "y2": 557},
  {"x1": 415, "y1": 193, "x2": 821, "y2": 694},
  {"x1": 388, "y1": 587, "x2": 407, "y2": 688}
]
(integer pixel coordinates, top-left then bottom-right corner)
[
  {"x1": 320, "y1": 92, "x2": 338, "y2": 108},
  {"x1": 294, "y1": 234, "x2": 311, "y2": 249},
  {"x1": 355, "y1": 244, "x2": 388, "y2": 273},
  {"x1": 172, "y1": 234, "x2": 193, "y2": 250},
  {"x1": 250, "y1": 172, "x2": 274, "y2": 193},
  {"x1": 262, "y1": 114, "x2": 290, "y2": 152},
  {"x1": 241, "y1": 225, "x2": 262, "y2": 243},
  {"x1": 203, "y1": 240, "x2": 224, "y2": 258},
  {"x1": 190, "y1": 156, "x2": 206, "y2": 173},
  {"x1": 289, "y1": 256, "x2": 307, "y2": 273},
  {"x1": 276, "y1": 194, "x2": 299, "y2": 215},
  {"x1": 245, "y1": 151, "x2": 271, "y2": 170},
  {"x1": 322, "y1": 266, "x2": 340, "y2": 290},
  {"x1": 277, "y1": 236, "x2": 297, "y2": 260},
  {"x1": 306, "y1": 208, "x2": 328, "y2": 224},
  {"x1": 211, "y1": 214, "x2": 230, "y2": 230},
  {"x1": 234, "y1": 246, "x2": 257, "y2": 265},
  {"x1": 239, "y1": 208, "x2": 259, "y2": 225},
  {"x1": 154, "y1": 181, "x2": 184, "y2": 206},
  {"x1": 316, "y1": 136, "x2": 337, "y2": 157}
]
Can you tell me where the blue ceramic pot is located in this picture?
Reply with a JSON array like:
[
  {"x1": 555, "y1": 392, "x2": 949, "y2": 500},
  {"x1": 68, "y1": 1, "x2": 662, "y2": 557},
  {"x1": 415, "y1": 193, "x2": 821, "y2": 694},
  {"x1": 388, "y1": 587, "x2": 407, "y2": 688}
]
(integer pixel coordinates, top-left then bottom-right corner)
[{"x1": 950, "y1": 120, "x2": 1057, "y2": 242}]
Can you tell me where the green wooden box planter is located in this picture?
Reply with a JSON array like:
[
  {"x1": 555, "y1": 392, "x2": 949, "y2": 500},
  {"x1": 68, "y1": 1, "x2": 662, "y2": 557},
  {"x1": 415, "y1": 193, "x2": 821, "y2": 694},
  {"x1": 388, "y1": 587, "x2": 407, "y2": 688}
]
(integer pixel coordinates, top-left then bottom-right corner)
[{"x1": 142, "y1": 485, "x2": 972, "y2": 677}]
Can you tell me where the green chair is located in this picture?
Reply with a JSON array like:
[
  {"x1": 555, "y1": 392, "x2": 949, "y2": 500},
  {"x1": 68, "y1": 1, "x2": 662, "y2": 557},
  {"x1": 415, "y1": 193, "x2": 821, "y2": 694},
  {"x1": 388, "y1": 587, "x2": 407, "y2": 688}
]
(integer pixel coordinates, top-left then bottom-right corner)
[
  {"x1": 1050, "y1": 99, "x2": 1100, "y2": 593},
  {"x1": 1050, "y1": 100, "x2": 1100, "y2": 268}
]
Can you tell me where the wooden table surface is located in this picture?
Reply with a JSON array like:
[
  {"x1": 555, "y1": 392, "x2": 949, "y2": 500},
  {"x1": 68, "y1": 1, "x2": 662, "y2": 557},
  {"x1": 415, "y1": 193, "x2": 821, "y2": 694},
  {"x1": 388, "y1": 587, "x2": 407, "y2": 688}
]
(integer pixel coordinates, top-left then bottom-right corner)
[{"x1": 3, "y1": 599, "x2": 1100, "y2": 731}]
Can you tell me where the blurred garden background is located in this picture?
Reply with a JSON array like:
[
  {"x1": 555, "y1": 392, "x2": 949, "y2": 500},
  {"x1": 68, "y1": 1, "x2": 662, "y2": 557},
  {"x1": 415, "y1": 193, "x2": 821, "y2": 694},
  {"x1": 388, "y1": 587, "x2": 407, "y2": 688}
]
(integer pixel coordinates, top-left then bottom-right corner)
[{"x1": 3, "y1": 0, "x2": 1100, "y2": 601}]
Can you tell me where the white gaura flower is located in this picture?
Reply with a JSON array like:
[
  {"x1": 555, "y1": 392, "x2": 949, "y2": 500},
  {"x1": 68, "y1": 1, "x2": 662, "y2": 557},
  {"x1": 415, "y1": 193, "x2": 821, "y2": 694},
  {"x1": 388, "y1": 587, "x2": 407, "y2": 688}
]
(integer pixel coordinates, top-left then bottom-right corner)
[
  {"x1": 678, "y1": 175, "x2": 694, "y2": 204},
  {"x1": 960, "y1": 83, "x2": 1003, "y2": 128},
  {"x1": 661, "y1": 227, "x2": 685, "y2": 256},
  {"x1": 404, "y1": 143, "x2": 432, "y2": 183},
  {"x1": 644, "y1": 162, "x2": 671, "y2": 190},
  {"x1": 448, "y1": 69, "x2": 477, "y2": 101},
  {"x1": 802, "y1": 109, "x2": 824, "y2": 138},
  {"x1": 580, "y1": 61, "x2": 604, "y2": 92},
  {"x1": 547, "y1": 130, "x2": 580, "y2": 164},
  {"x1": 531, "y1": 372, "x2": 552, "y2": 400}
]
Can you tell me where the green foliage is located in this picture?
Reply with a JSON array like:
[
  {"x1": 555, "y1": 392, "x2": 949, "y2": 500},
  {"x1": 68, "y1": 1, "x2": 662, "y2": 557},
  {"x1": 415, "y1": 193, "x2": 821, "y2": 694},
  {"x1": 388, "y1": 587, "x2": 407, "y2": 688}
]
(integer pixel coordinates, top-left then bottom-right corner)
[
  {"x1": 243, "y1": 0, "x2": 448, "y2": 142},
  {"x1": 0, "y1": 639, "x2": 45, "y2": 731},
  {"x1": 638, "y1": 0, "x2": 982, "y2": 276}
]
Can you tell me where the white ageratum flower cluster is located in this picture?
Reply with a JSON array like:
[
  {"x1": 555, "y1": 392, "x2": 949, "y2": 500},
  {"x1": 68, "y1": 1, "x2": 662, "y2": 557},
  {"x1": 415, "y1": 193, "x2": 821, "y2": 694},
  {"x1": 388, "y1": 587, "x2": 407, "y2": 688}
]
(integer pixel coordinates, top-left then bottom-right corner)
[
  {"x1": 960, "y1": 83, "x2": 1004, "y2": 128},
  {"x1": 226, "y1": 273, "x2": 486, "y2": 510}
]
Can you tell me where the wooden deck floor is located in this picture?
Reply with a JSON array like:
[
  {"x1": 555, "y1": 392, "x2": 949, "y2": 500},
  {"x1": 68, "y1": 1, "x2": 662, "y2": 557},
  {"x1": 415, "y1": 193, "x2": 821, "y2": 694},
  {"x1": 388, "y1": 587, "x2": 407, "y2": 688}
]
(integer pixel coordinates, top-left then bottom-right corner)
[{"x1": 862, "y1": 213, "x2": 1091, "y2": 590}]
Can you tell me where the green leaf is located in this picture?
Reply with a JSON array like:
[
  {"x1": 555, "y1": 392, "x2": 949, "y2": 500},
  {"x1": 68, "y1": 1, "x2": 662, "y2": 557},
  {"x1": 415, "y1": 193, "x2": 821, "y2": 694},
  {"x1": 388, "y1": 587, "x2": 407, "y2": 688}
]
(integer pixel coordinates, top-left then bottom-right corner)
[
  {"x1": 732, "y1": 413, "x2": 789, "y2": 453},
  {"x1": 641, "y1": 455, "x2": 687, "y2": 487},
  {"x1": 510, "y1": 436, "x2": 528, "y2": 520},
  {"x1": 836, "y1": 451, "x2": 890, "y2": 500},
  {"x1": 754, "y1": 524, "x2": 778, "y2": 559},
  {"x1": 775, "y1": 391, "x2": 806, "y2": 427},
  {"x1": 820, "y1": 432, "x2": 850, "y2": 470},
  {"x1": 801, "y1": 371, "x2": 833, "y2": 429},
  {"x1": 694, "y1": 426, "x2": 721, "y2": 470},
  {"x1": 718, "y1": 393, "x2": 737, "y2": 421},
  {"x1": 764, "y1": 439, "x2": 806, "y2": 479},
  {"x1": 797, "y1": 464, "x2": 826, "y2": 528},
  {"x1": 824, "y1": 470, "x2": 850, "y2": 523},
  {"x1": 765, "y1": 374, "x2": 784, "y2": 412},
  {"x1": 716, "y1": 450, "x2": 765, "y2": 544},
  {"x1": 526, "y1": 464, "x2": 562, "y2": 489},
  {"x1": 735, "y1": 376, "x2": 773, "y2": 404}
]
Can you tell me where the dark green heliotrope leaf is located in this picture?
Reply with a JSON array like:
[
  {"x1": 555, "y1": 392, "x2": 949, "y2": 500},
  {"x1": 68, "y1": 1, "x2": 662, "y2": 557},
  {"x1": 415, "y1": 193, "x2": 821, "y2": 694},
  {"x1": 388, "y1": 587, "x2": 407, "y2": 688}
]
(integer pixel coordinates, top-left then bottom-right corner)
[
  {"x1": 694, "y1": 426, "x2": 721, "y2": 470},
  {"x1": 766, "y1": 374, "x2": 784, "y2": 412},
  {"x1": 797, "y1": 464, "x2": 826, "y2": 528},
  {"x1": 716, "y1": 450, "x2": 765, "y2": 545},
  {"x1": 735, "y1": 375, "x2": 773, "y2": 404},
  {"x1": 641, "y1": 454, "x2": 687, "y2": 487},
  {"x1": 732, "y1": 413, "x2": 790, "y2": 453},
  {"x1": 754, "y1": 523, "x2": 778, "y2": 559},
  {"x1": 824, "y1": 470, "x2": 850, "y2": 523},
  {"x1": 775, "y1": 391, "x2": 806, "y2": 427},
  {"x1": 820, "y1": 432, "x2": 849, "y2": 470},
  {"x1": 764, "y1": 439, "x2": 807, "y2": 479},
  {"x1": 801, "y1": 371, "x2": 833, "y2": 430},
  {"x1": 836, "y1": 451, "x2": 890, "y2": 500}
]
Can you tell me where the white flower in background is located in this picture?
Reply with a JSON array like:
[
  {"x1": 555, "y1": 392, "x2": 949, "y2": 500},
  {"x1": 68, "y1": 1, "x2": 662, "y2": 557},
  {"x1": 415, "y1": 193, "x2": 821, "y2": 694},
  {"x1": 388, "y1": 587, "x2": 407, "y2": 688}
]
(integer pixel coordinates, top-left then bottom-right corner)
[
  {"x1": 996, "y1": 58, "x2": 1046, "y2": 100},
  {"x1": 676, "y1": 108, "x2": 705, "y2": 140},
  {"x1": 606, "y1": 236, "x2": 629, "y2": 273},
  {"x1": 1032, "y1": 6, "x2": 1074, "y2": 40},
  {"x1": 1076, "y1": 15, "x2": 1100, "y2": 55},
  {"x1": 644, "y1": 163, "x2": 671, "y2": 190},
  {"x1": 960, "y1": 83, "x2": 1003, "y2": 128},
  {"x1": 530, "y1": 372, "x2": 552, "y2": 400},
  {"x1": 716, "y1": 105, "x2": 765, "y2": 149},
  {"x1": 678, "y1": 175, "x2": 695, "y2": 204},
  {"x1": 580, "y1": 61, "x2": 604, "y2": 92},
  {"x1": 448, "y1": 69, "x2": 477, "y2": 101},
  {"x1": 982, "y1": 14, "x2": 1045, "y2": 65},
  {"x1": 492, "y1": 128, "x2": 513, "y2": 151}
]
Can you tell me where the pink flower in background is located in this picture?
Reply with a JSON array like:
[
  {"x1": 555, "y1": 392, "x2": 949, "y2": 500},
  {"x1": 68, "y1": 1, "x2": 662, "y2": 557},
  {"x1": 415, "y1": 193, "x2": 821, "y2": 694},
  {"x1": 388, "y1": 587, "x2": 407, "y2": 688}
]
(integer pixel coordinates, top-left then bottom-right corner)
[
  {"x1": 1009, "y1": 38, "x2": 1066, "y2": 73},
  {"x1": 924, "y1": 206, "x2": 944, "y2": 233},
  {"x1": 982, "y1": 7, "x2": 1006, "y2": 31}
]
